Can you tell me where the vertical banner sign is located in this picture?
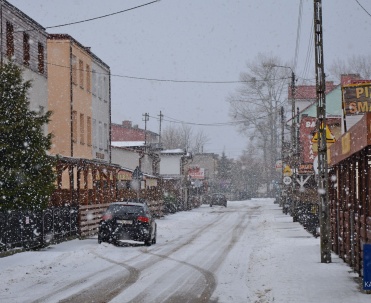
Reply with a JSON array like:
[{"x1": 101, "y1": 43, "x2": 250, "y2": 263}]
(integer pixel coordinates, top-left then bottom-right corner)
[
  {"x1": 299, "y1": 117, "x2": 317, "y2": 164},
  {"x1": 364, "y1": 244, "x2": 371, "y2": 290}
]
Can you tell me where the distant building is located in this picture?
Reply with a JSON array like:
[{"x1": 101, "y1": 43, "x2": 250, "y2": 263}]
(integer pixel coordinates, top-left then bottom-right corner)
[
  {"x1": 112, "y1": 120, "x2": 159, "y2": 146},
  {"x1": 0, "y1": 0, "x2": 48, "y2": 130},
  {"x1": 288, "y1": 81, "x2": 336, "y2": 113}
]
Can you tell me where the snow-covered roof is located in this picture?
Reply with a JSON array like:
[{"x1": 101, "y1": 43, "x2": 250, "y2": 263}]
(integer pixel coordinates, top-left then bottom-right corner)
[
  {"x1": 160, "y1": 149, "x2": 186, "y2": 154},
  {"x1": 111, "y1": 141, "x2": 145, "y2": 147}
]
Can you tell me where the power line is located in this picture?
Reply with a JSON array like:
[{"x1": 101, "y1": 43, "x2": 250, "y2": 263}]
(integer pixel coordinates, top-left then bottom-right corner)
[
  {"x1": 149, "y1": 111, "x2": 282, "y2": 128},
  {"x1": 46, "y1": 61, "x2": 290, "y2": 84},
  {"x1": 300, "y1": 19, "x2": 314, "y2": 84},
  {"x1": 13, "y1": 0, "x2": 160, "y2": 33},
  {"x1": 148, "y1": 114, "x2": 243, "y2": 127},
  {"x1": 293, "y1": 0, "x2": 303, "y2": 71},
  {"x1": 355, "y1": 0, "x2": 371, "y2": 17}
]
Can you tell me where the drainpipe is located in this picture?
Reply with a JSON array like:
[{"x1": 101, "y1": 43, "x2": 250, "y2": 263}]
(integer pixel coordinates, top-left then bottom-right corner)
[
  {"x1": 69, "y1": 40, "x2": 74, "y2": 157},
  {"x1": 108, "y1": 68, "x2": 111, "y2": 163}
]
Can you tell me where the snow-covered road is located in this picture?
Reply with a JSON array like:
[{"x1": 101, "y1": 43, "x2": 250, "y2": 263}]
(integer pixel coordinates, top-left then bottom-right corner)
[{"x1": 0, "y1": 199, "x2": 369, "y2": 303}]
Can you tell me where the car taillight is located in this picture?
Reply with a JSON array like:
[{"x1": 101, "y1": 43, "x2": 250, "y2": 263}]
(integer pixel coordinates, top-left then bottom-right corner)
[
  {"x1": 102, "y1": 213, "x2": 113, "y2": 221},
  {"x1": 137, "y1": 216, "x2": 149, "y2": 223}
]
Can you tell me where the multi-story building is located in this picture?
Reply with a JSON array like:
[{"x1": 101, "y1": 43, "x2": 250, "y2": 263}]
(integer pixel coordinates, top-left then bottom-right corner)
[
  {"x1": 47, "y1": 34, "x2": 111, "y2": 162},
  {"x1": 0, "y1": 0, "x2": 48, "y2": 127}
]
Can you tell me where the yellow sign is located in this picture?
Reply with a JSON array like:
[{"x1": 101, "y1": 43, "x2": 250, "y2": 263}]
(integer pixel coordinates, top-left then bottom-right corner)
[
  {"x1": 283, "y1": 165, "x2": 293, "y2": 177},
  {"x1": 311, "y1": 124, "x2": 335, "y2": 144}
]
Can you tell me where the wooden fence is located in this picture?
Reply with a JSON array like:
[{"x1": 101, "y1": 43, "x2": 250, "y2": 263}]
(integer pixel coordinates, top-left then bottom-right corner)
[{"x1": 328, "y1": 113, "x2": 371, "y2": 275}]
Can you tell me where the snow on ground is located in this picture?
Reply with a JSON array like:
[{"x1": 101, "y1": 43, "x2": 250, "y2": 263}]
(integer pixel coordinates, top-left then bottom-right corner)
[{"x1": 0, "y1": 198, "x2": 369, "y2": 303}]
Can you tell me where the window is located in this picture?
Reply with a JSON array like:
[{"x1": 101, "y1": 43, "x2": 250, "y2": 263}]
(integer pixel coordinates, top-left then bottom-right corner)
[
  {"x1": 104, "y1": 123, "x2": 108, "y2": 150},
  {"x1": 98, "y1": 75, "x2": 102, "y2": 99},
  {"x1": 72, "y1": 111, "x2": 77, "y2": 143},
  {"x1": 71, "y1": 55, "x2": 77, "y2": 85},
  {"x1": 98, "y1": 122, "x2": 103, "y2": 149},
  {"x1": 23, "y1": 33, "x2": 30, "y2": 66},
  {"x1": 79, "y1": 60, "x2": 84, "y2": 88},
  {"x1": 80, "y1": 114, "x2": 85, "y2": 144},
  {"x1": 38, "y1": 43, "x2": 45, "y2": 74},
  {"x1": 92, "y1": 119, "x2": 97, "y2": 147},
  {"x1": 103, "y1": 76, "x2": 107, "y2": 102},
  {"x1": 92, "y1": 70, "x2": 97, "y2": 95},
  {"x1": 87, "y1": 116, "x2": 92, "y2": 146},
  {"x1": 86, "y1": 64, "x2": 91, "y2": 92},
  {"x1": 6, "y1": 21, "x2": 14, "y2": 58}
]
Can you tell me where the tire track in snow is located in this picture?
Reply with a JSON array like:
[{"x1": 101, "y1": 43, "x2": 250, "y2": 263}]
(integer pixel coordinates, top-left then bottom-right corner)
[
  {"x1": 126, "y1": 205, "x2": 261, "y2": 303},
  {"x1": 46, "y1": 209, "x2": 230, "y2": 303}
]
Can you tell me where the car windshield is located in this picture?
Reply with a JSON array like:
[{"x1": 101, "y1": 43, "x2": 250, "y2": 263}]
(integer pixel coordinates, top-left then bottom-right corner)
[{"x1": 107, "y1": 205, "x2": 144, "y2": 216}]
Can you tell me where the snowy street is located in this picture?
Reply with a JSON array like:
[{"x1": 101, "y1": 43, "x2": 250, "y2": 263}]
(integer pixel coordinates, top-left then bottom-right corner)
[{"x1": 0, "y1": 199, "x2": 369, "y2": 303}]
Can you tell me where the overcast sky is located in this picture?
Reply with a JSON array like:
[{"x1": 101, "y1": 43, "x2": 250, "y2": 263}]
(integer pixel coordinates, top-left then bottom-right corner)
[{"x1": 8, "y1": 0, "x2": 371, "y2": 158}]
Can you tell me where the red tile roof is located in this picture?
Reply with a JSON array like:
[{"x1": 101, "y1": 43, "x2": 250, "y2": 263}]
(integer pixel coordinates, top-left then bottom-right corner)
[{"x1": 288, "y1": 81, "x2": 336, "y2": 99}]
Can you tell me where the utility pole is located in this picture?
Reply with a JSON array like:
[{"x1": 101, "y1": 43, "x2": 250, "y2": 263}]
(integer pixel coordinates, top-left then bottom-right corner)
[
  {"x1": 158, "y1": 111, "x2": 163, "y2": 147},
  {"x1": 280, "y1": 106, "x2": 285, "y2": 207},
  {"x1": 0, "y1": 1, "x2": 3, "y2": 64},
  {"x1": 290, "y1": 70, "x2": 297, "y2": 221},
  {"x1": 270, "y1": 64, "x2": 296, "y2": 214},
  {"x1": 314, "y1": 0, "x2": 331, "y2": 263},
  {"x1": 143, "y1": 113, "x2": 149, "y2": 151}
]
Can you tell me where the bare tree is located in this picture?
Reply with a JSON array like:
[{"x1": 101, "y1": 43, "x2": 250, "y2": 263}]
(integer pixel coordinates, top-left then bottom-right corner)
[
  {"x1": 179, "y1": 124, "x2": 193, "y2": 152},
  {"x1": 228, "y1": 53, "x2": 289, "y2": 192},
  {"x1": 162, "y1": 124, "x2": 183, "y2": 149},
  {"x1": 328, "y1": 54, "x2": 371, "y2": 81},
  {"x1": 192, "y1": 129, "x2": 209, "y2": 153},
  {"x1": 161, "y1": 124, "x2": 209, "y2": 153}
]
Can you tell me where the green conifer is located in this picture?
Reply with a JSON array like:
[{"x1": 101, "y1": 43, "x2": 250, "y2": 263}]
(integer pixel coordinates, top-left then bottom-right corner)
[{"x1": 0, "y1": 61, "x2": 55, "y2": 211}]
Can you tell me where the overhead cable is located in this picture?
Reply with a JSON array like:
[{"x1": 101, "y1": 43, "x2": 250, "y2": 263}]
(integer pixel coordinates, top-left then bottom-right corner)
[
  {"x1": 14, "y1": 0, "x2": 160, "y2": 33},
  {"x1": 293, "y1": 0, "x2": 303, "y2": 71},
  {"x1": 355, "y1": 0, "x2": 371, "y2": 17},
  {"x1": 46, "y1": 62, "x2": 290, "y2": 84}
]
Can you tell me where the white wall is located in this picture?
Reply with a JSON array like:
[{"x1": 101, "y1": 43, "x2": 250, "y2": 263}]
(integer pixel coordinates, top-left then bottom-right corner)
[
  {"x1": 159, "y1": 154, "x2": 183, "y2": 175},
  {"x1": 111, "y1": 147, "x2": 139, "y2": 170}
]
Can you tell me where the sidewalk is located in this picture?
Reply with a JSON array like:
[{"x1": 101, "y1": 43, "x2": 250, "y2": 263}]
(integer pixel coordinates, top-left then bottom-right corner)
[{"x1": 253, "y1": 200, "x2": 370, "y2": 303}]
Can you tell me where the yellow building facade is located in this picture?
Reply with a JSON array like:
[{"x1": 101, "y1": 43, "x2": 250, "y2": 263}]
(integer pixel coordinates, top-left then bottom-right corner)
[{"x1": 47, "y1": 34, "x2": 93, "y2": 159}]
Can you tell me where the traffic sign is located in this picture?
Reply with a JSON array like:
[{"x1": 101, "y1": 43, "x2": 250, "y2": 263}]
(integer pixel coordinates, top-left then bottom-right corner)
[
  {"x1": 132, "y1": 166, "x2": 143, "y2": 180},
  {"x1": 283, "y1": 176, "x2": 292, "y2": 185},
  {"x1": 283, "y1": 165, "x2": 293, "y2": 177}
]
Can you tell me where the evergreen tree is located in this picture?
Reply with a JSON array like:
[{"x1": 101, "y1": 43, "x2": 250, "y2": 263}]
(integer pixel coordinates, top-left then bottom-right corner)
[
  {"x1": 217, "y1": 152, "x2": 232, "y2": 193},
  {"x1": 0, "y1": 61, "x2": 55, "y2": 211}
]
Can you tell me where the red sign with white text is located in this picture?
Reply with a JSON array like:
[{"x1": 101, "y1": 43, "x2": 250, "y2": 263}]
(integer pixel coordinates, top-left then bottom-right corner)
[
  {"x1": 188, "y1": 166, "x2": 205, "y2": 179},
  {"x1": 299, "y1": 117, "x2": 317, "y2": 164}
]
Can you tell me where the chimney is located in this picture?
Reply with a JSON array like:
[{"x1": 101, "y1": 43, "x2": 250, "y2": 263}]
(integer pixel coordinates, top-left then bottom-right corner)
[{"x1": 122, "y1": 120, "x2": 132, "y2": 128}]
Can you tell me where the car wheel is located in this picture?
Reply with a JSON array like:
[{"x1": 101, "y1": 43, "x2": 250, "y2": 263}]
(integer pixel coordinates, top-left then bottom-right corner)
[
  {"x1": 145, "y1": 230, "x2": 152, "y2": 246},
  {"x1": 152, "y1": 226, "x2": 157, "y2": 244},
  {"x1": 145, "y1": 237, "x2": 152, "y2": 246}
]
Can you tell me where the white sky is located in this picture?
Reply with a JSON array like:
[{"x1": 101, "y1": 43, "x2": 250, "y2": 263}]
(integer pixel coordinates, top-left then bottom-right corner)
[
  {"x1": 0, "y1": 199, "x2": 369, "y2": 302},
  {"x1": 7, "y1": 0, "x2": 371, "y2": 158}
]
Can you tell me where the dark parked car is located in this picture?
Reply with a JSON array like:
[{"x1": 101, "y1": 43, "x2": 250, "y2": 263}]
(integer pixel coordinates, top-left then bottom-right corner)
[
  {"x1": 98, "y1": 201, "x2": 157, "y2": 246},
  {"x1": 209, "y1": 193, "x2": 227, "y2": 207}
]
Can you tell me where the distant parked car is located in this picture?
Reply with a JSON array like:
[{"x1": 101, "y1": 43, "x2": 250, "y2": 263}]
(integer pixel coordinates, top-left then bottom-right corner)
[
  {"x1": 98, "y1": 201, "x2": 157, "y2": 246},
  {"x1": 202, "y1": 194, "x2": 212, "y2": 205},
  {"x1": 209, "y1": 193, "x2": 227, "y2": 207}
]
